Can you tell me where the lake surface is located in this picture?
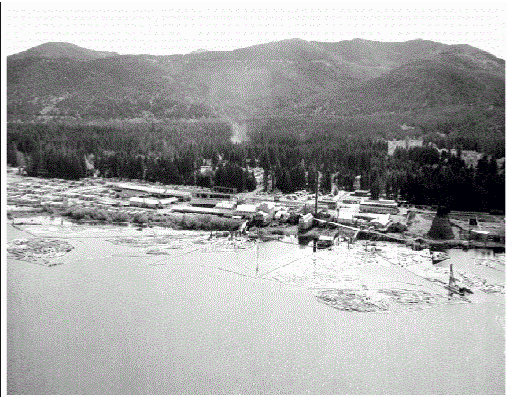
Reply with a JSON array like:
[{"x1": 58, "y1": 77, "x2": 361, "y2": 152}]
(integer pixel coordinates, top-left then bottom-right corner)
[{"x1": 7, "y1": 223, "x2": 505, "y2": 394}]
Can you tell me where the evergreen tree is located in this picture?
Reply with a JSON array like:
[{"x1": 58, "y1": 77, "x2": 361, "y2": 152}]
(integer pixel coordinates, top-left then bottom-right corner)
[
  {"x1": 307, "y1": 168, "x2": 317, "y2": 193},
  {"x1": 320, "y1": 170, "x2": 332, "y2": 193},
  {"x1": 370, "y1": 180, "x2": 381, "y2": 200}
]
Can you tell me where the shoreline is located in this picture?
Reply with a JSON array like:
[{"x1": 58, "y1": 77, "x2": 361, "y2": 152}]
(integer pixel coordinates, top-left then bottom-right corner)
[
  {"x1": 9, "y1": 208, "x2": 506, "y2": 252},
  {"x1": 8, "y1": 219, "x2": 505, "y2": 311},
  {"x1": 7, "y1": 168, "x2": 505, "y2": 250}
]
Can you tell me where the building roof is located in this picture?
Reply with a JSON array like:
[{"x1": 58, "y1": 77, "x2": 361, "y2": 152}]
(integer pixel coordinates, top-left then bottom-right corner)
[
  {"x1": 370, "y1": 214, "x2": 391, "y2": 226},
  {"x1": 361, "y1": 200, "x2": 398, "y2": 207},
  {"x1": 471, "y1": 230, "x2": 490, "y2": 235},
  {"x1": 117, "y1": 182, "x2": 148, "y2": 191},
  {"x1": 118, "y1": 183, "x2": 191, "y2": 198},
  {"x1": 129, "y1": 197, "x2": 160, "y2": 205},
  {"x1": 235, "y1": 204, "x2": 258, "y2": 213},
  {"x1": 171, "y1": 205, "x2": 233, "y2": 216},
  {"x1": 338, "y1": 204, "x2": 360, "y2": 212},
  {"x1": 379, "y1": 199, "x2": 397, "y2": 204},
  {"x1": 338, "y1": 207, "x2": 357, "y2": 219},
  {"x1": 215, "y1": 201, "x2": 237, "y2": 209}
]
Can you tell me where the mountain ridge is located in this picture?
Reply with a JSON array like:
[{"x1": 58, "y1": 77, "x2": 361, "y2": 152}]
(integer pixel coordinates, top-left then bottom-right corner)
[
  {"x1": 8, "y1": 42, "x2": 118, "y2": 61},
  {"x1": 7, "y1": 38, "x2": 504, "y2": 145}
]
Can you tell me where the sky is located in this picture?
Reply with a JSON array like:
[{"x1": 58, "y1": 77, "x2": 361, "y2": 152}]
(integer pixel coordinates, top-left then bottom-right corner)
[{"x1": 3, "y1": 2, "x2": 507, "y2": 59}]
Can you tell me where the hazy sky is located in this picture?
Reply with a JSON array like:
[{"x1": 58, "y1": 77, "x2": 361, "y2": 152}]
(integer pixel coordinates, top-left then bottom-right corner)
[{"x1": 3, "y1": 3, "x2": 507, "y2": 59}]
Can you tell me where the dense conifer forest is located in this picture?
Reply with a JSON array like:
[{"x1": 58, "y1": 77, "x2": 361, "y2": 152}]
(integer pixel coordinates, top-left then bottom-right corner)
[{"x1": 6, "y1": 122, "x2": 505, "y2": 212}]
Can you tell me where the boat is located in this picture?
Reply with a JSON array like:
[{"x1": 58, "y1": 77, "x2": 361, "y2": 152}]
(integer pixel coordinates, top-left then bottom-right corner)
[{"x1": 431, "y1": 251, "x2": 450, "y2": 264}]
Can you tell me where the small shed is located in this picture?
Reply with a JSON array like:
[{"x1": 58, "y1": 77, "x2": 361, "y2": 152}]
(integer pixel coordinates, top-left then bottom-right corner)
[
  {"x1": 234, "y1": 204, "x2": 259, "y2": 219},
  {"x1": 353, "y1": 190, "x2": 370, "y2": 197},
  {"x1": 142, "y1": 198, "x2": 161, "y2": 209},
  {"x1": 317, "y1": 235, "x2": 334, "y2": 249},
  {"x1": 298, "y1": 213, "x2": 314, "y2": 231}
]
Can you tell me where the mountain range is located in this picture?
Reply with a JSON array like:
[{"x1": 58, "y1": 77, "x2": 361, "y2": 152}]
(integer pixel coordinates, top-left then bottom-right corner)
[{"x1": 7, "y1": 38, "x2": 505, "y2": 142}]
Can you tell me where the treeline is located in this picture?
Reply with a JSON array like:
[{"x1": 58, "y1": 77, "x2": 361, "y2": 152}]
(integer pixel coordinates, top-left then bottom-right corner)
[
  {"x1": 7, "y1": 121, "x2": 505, "y2": 213},
  {"x1": 417, "y1": 106, "x2": 505, "y2": 157},
  {"x1": 244, "y1": 115, "x2": 504, "y2": 212},
  {"x1": 246, "y1": 114, "x2": 400, "y2": 143},
  {"x1": 62, "y1": 206, "x2": 242, "y2": 231},
  {"x1": 247, "y1": 124, "x2": 389, "y2": 194},
  {"x1": 246, "y1": 126, "x2": 504, "y2": 212},
  {"x1": 387, "y1": 147, "x2": 505, "y2": 212},
  {"x1": 6, "y1": 122, "x2": 256, "y2": 192},
  {"x1": 257, "y1": 105, "x2": 505, "y2": 157}
]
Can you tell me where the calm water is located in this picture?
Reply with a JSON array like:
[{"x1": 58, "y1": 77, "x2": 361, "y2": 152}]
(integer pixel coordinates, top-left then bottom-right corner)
[{"x1": 7, "y1": 224, "x2": 505, "y2": 394}]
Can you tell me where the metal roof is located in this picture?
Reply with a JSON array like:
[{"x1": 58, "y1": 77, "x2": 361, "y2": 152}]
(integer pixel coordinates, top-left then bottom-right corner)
[
  {"x1": 118, "y1": 183, "x2": 191, "y2": 197},
  {"x1": 171, "y1": 206, "x2": 233, "y2": 216},
  {"x1": 471, "y1": 230, "x2": 490, "y2": 235},
  {"x1": 361, "y1": 200, "x2": 398, "y2": 207},
  {"x1": 235, "y1": 204, "x2": 258, "y2": 212}
]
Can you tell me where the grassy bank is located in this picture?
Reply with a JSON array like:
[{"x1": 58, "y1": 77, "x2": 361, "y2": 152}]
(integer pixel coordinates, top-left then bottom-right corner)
[{"x1": 61, "y1": 205, "x2": 242, "y2": 231}]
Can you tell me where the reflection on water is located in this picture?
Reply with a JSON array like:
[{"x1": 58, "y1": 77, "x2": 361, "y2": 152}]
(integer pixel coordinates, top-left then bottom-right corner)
[
  {"x1": 469, "y1": 246, "x2": 505, "y2": 256},
  {"x1": 448, "y1": 247, "x2": 505, "y2": 267},
  {"x1": 12, "y1": 214, "x2": 75, "y2": 227},
  {"x1": 7, "y1": 224, "x2": 505, "y2": 395},
  {"x1": 14, "y1": 214, "x2": 129, "y2": 228}
]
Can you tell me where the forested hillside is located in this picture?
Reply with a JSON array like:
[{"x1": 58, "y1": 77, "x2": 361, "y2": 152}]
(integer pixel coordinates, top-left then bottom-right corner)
[
  {"x1": 6, "y1": 39, "x2": 505, "y2": 211},
  {"x1": 8, "y1": 39, "x2": 504, "y2": 151},
  {"x1": 7, "y1": 122, "x2": 504, "y2": 212}
]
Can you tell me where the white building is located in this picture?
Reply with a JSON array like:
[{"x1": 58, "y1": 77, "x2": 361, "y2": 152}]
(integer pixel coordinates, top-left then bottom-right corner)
[
  {"x1": 118, "y1": 183, "x2": 191, "y2": 201},
  {"x1": 461, "y1": 150, "x2": 484, "y2": 168},
  {"x1": 360, "y1": 200, "x2": 399, "y2": 215},
  {"x1": 234, "y1": 204, "x2": 259, "y2": 219},
  {"x1": 215, "y1": 200, "x2": 237, "y2": 210},
  {"x1": 299, "y1": 213, "x2": 314, "y2": 230},
  {"x1": 369, "y1": 214, "x2": 392, "y2": 229},
  {"x1": 337, "y1": 206, "x2": 360, "y2": 225},
  {"x1": 387, "y1": 138, "x2": 424, "y2": 156}
]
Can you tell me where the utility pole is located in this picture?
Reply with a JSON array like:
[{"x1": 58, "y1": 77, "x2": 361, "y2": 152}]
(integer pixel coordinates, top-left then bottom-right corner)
[
  {"x1": 313, "y1": 165, "x2": 319, "y2": 253},
  {"x1": 262, "y1": 131, "x2": 270, "y2": 192},
  {"x1": 448, "y1": 262, "x2": 456, "y2": 299},
  {"x1": 256, "y1": 238, "x2": 259, "y2": 276}
]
